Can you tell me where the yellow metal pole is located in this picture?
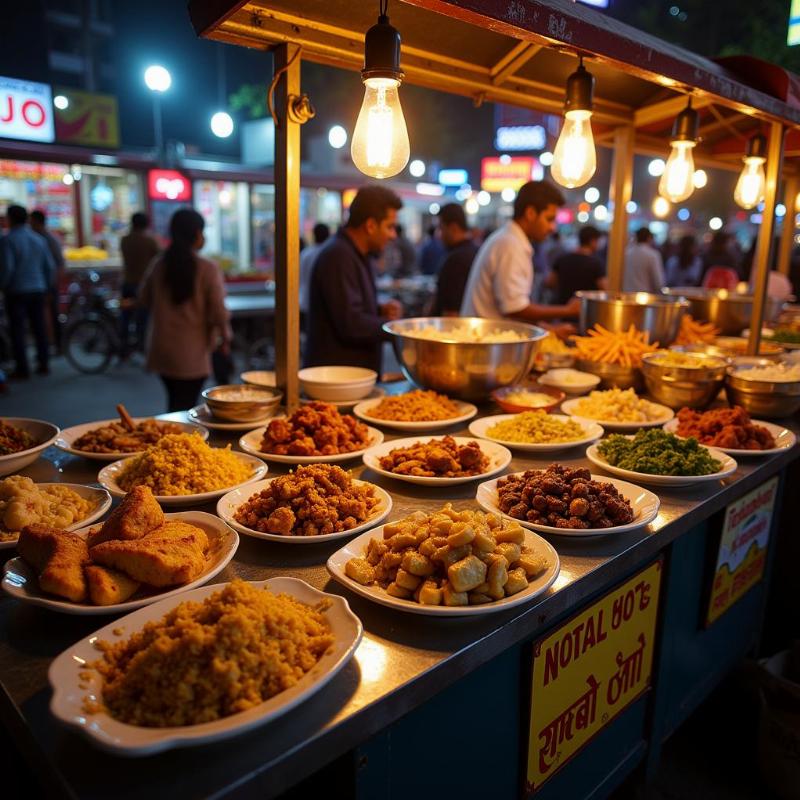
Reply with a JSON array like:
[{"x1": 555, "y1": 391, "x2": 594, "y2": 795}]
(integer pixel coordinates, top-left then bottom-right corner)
[
  {"x1": 606, "y1": 125, "x2": 636, "y2": 293},
  {"x1": 777, "y1": 174, "x2": 798, "y2": 277},
  {"x1": 748, "y1": 121, "x2": 785, "y2": 356},
  {"x1": 273, "y1": 43, "x2": 302, "y2": 410}
]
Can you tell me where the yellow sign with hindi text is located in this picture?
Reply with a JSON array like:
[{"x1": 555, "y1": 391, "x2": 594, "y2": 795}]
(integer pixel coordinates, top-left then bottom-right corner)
[{"x1": 526, "y1": 561, "x2": 662, "y2": 793}]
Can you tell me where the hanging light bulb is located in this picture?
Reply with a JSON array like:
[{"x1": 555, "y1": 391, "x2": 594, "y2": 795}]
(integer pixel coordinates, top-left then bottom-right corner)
[
  {"x1": 351, "y1": 2, "x2": 410, "y2": 179},
  {"x1": 550, "y1": 58, "x2": 596, "y2": 189},
  {"x1": 658, "y1": 100, "x2": 699, "y2": 203},
  {"x1": 733, "y1": 134, "x2": 767, "y2": 210}
]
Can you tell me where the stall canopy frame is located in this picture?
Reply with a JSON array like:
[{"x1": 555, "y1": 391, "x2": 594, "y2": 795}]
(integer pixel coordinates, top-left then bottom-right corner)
[{"x1": 189, "y1": 0, "x2": 800, "y2": 387}]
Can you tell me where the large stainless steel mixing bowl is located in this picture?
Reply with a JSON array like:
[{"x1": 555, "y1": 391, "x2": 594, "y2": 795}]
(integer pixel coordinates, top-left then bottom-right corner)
[
  {"x1": 576, "y1": 291, "x2": 688, "y2": 345},
  {"x1": 662, "y1": 287, "x2": 785, "y2": 335},
  {"x1": 383, "y1": 317, "x2": 547, "y2": 401},
  {"x1": 641, "y1": 352, "x2": 727, "y2": 409},
  {"x1": 724, "y1": 361, "x2": 800, "y2": 418}
]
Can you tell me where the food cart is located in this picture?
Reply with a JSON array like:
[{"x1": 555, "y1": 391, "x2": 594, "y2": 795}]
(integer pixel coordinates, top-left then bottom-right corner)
[{"x1": 2, "y1": 2, "x2": 800, "y2": 799}]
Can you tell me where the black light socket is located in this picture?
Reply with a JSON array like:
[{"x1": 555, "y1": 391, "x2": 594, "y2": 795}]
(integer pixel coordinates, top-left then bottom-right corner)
[
  {"x1": 362, "y1": 14, "x2": 404, "y2": 83},
  {"x1": 671, "y1": 102, "x2": 699, "y2": 143},
  {"x1": 746, "y1": 133, "x2": 767, "y2": 160},
  {"x1": 564, "y1": 63, "x2": 595, "y2": 113}
]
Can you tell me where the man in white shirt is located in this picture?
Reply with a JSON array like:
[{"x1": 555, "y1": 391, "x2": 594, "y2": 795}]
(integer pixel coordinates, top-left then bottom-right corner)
[
  {"x1": 460, "y1": 181, "x2": 580, "y2": 323},
  {"x1": 622, "y1": 227, "x2": 665, "y2": 294}
]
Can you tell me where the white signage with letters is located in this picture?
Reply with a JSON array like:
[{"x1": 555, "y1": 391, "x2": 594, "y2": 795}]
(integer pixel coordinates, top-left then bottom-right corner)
[{"x1": 0, "y1": 76, "x2": 55, "y2": 143}]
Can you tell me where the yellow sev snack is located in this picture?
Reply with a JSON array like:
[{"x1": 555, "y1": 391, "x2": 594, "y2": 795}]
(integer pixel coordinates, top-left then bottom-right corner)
[
  {"x1": 571, "y1": 324, "x2": 657, "y2": 367},
  {"x1": 364, "y1": 390, "x2": 462, "y2": 421},
  {"x1": 88, "y1": 580, "x2": 334, "y2": 727},
  {"x1": 571, "y1": 388, "x2": 668, "y2": 423},
  {"x1": 486, "y1": 411, "x2": 586, "y2": 443},
  {"x1": 117, "y1": 432, "x2": 252, "y2": 495}
]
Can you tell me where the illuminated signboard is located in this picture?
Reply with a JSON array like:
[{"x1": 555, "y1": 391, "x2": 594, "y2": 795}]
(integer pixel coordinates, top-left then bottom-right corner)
[
  {"x1": 54, "y1": 88, "x2": 119, "y2": 148},
  {"x1": 790, "y1": 0, "x2": 800, "y2": 45},
  {"x1": 495, "y1": 125, "x2": 546, "y2": 152},
  {"x1": 148, "y1": 169, "x2": 191, "y2": 202},
  {"x1": 0, "y1": 76, "x2": 54, "y2": 143},
  {"x1": 481, "y1": 156, "x2": 541, "y2": 192},
  {"x1": 438, "y1": 168, "x2": 469, "y2": 187}
]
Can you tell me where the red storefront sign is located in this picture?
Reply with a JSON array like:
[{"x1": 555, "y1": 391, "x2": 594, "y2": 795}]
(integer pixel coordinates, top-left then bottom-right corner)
[
  {"x1": 0, "y1": 76, "x2": 54, "y2": 143},
  {"x1": 480, "y1": 156, "x2": 541, "y2": 192},
  {"x1": 148, "y1": 170, "x2": 191, "y2": 201}
]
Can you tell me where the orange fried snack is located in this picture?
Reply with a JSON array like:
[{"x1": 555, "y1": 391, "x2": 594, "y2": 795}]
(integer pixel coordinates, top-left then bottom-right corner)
[
  {"x1": 85, "y1": 565, "x2": 141, "y2": 606},
  {"x1": 17, "y1": 523, "x2": 90, "y2": 602},
  {"x1": 88, "y1": 485, "x2": 164, "y2": 548},
  {"x1": 146, "y1": 520, "x2": 209, "y2": 551},
  {"x1": 379, "y1": 436, "x2": 489, "y2": 478}
]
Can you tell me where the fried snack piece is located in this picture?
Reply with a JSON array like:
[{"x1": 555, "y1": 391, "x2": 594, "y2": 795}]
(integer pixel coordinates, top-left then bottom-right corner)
[
  {"x1": 17, "y1": 523, "x2": 90, "y2": 602},
  {"x1": 90, "y1": 534, "x2": 206, "y2": 587},
  {"x1": 146, "y1": 520, "x2": 209, "y2": 552},
  {"x1": 85, "y1": 565, "x2": 141, "y2": 606},
  {"x1": 89, "y1": 486, "x2": 164, "y2": 547}
]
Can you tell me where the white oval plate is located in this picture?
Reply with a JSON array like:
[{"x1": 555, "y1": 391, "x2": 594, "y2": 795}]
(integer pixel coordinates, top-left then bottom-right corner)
[
  {"x1": 475, "y1": 472, "x2": 660, "y2": 537},
  {"x1": 48, "y1": 576, "x2": 362, "y2": 754},
  {"x1": 98, "y1": 452, "x2": 267, "y2": 506},
  {"x1": 362, "y1": 436, "x2": 512, "y2": 486},
  {"x1": 352, "y1": 397, "x2": 477, "y2": 432},
  {"x1": 468, "y1": 414, "x2": 604, "y2": 452},
  {"x1": 561, "y1": 397, "x2": 674, "y2": 432},
  {"x1": 55, "y1": 417, "x2": 209, "y2": 461},
  {"x1": 662, "y1": 417, "x2": 797, "y2": 456},
  {"x1": 585, "y1": 441, "x2": 738, "y2": 487},
  {"x1": 2, "y1": 511, "x2": 238, "y2": 614},
  {"x1": 327, "y1": 524, "x2": 559, "y2": 616},
  {"x1": 188, "y1": 404, "x2": 277, "y2": 431},
  {"x1": 217, "y1": 477, "x2": 392, "y2": 543},
  {"x1": 239, "y1": 425, "x2": 384, "y2": 464},
  {"x1": 0, "y1": 417, "x2": 60, "y2": 477},
  {"x1": 0, "y1": 483, "x2": 112, "y2": 550}
]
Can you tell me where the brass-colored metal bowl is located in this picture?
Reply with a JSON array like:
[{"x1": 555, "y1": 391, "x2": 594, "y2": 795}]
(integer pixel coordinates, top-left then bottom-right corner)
[
  {"x1": 574, "y1": 358, "x2": 643, "y2": 391},
  {"x1": 725, "y1": 363, "x2": 800, "y2": 418},
  {"x1": 202, "y1": 384, "x2": 283, "y2": 422},
  {"x1": 641, "y1": 352, "x2": 727, "y2": 409}
]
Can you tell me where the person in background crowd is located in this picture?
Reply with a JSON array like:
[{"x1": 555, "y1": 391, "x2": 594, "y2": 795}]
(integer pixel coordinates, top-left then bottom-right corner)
[
  {"x1": 430, "y1": 203, "x2": 478, "y2": 316},
  {"x1": 305, "y1": 185, "x2": 403, "y2": 373},
  {"x1": 29, "y1": 209, "x2": 65, "y2": 354},
  {"x1": 120, "y1": 212, "x2": 159, "y2": 357},
  {"x1": 701, "y1": 230, "x2": 741, "y2": 287},
  {"x1": 384, "y1": 223, "x2": 416, "y2": 277},
  {"x1": 139, "y1": 209, "x2": 231, "y2": 412},
  {"x1": 418, "y1": 224, "x2": 445, "y2": 275},
  {"x1": 665, "y1": 234, "x2": 703, "y2": 287},
  {"x1": 460, "y1": 181, "x2": 580, "y2": 326},
  {"x1": 0, "y1": 205, "x2": 55, "y2": 378},
  {"x1": 545, "y1": 225, "x2": 606, "y2": 304},
  {"x1": 622, "y1": 227, "x2": 665, "y2": 294},
  {"x1": 299, "y1": 223, "x2": 330, "y2": 318}
]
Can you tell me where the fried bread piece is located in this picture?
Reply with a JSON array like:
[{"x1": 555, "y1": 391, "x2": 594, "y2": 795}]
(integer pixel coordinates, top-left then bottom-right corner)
[
  {"x1": 17, "y1": 524, "x2": 89, "y2": 602},
  {"x1": 90, "y1": 534, "x2": 206, "y2": 587},
  {"x1": 85, "y1": 565, "x2": 141, "y2": 606},
  {"x1": 145, "y1": 520, "x2": 209, "y2": 552},
  {"x1": 89, "y1": 486, "x2": 164, "y2": 547}
]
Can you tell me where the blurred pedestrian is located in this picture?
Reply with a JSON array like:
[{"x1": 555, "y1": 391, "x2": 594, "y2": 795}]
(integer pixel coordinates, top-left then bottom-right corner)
[
  {"x1": 545, "y1": 225, "x2": 606, "y2": 304},
  {"x1": 30, "y1": 209, "x2": 65, "y2": 353},
  {"x1": 120, "y1": 212, "x2": 159, "y2": 356},
  {"x1": 665, "y1": 234, "x2": 703, "y2": 287},
  {"x1": 383, "y1": 223, "x2": 416, "y2": 277},
  {"x1": 0, "y1": 205, "x2": 55, "y2": 378},
  {"x1": 622, "y1": 227, "x2": 665, "y2": 294},
  {"x1": 299, "y1": 222, "x2": 330, "y2": 316},
  {"x1": 701, "y1": 230, "x2": 741, "y2": 287},
  {"x1": 430, "y1": 203, "x2": 477, "y2": 316},
  {"x1": 418, "y1": 224, "x2": 445, "y2": 275},
  {"x1": 139, "y1": 209, "x2": 231, "y2": 412}
]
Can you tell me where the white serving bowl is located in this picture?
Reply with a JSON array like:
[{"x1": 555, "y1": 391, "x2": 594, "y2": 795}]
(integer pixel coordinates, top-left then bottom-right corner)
[
  {"x1": 298, "y1": 366, "x2": 377, "y2": 402},
  {"x1": 0, "y1": 418, "x2": 60, "y2": 477},
  {"x1": 538, "y1": 368, "x2": 601, "y2": 395},
  {"x1": 240, "y1": 370, "x2": 276, "y2": 388}
]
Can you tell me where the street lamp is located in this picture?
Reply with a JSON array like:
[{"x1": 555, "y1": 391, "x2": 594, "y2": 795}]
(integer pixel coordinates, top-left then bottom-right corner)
[
  {"x1": 211, "y1": 111, "x2": 234, "y2": 138},
  {"x1": 54, "y1": 95, "x2": 69, "y2": 110},
  {"x1": 144, "y1": 65, "x2": 171, "y2": 158}
]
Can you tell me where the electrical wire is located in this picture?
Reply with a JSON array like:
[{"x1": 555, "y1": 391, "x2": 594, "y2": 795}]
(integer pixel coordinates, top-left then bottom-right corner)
[
  {"x1": 267, "y1": 46, "x2": 302, "y2": 127},
  {"x1": 380, "y1": 0, "x2": 389, "y2": 17}
]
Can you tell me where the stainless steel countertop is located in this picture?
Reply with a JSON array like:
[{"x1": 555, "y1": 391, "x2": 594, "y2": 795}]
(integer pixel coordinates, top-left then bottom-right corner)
[{"x1": 1, "y1": 411, "x2": 797, "y2": 800}]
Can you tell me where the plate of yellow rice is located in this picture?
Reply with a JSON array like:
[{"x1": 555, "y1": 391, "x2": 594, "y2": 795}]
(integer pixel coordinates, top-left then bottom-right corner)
[
  {"x1": 468, "y1": 412, "x2": 604, "y2": 452},
  {"x1": 98, "y1": 432, "x2": 267, "y2": 506}
]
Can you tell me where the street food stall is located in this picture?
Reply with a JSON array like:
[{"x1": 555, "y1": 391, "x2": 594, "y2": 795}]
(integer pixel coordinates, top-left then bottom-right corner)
[{"x1": 2, "y1": 2, "x2": 800, "y2": 799}]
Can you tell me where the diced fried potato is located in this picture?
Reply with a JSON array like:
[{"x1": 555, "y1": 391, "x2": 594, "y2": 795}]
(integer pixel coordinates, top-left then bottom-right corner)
[
  {"x1": 487, "y1": 557, "x2": 508, "y2": 600},
  {"x1": 440, "y1": 544, "x2": 470, "y2": 569},
  {"x1": 486, "y1": 514, "x2": 501, "y2": 528},
  {"x1": 504, "y1": 568, "x2": 529, "y2": 595},
  {"x1": 442, "y1": 581, "x2": 468, "y2": 606},
  {"x1": 382, "y1": 521, "x2": 404, "y2": 538},
  {"x1": 389, "y1": 532, "x2": 418, "y2": 551},
  {"x1": 473, "y1": 550, "x2": 496, "y2": 565},
  {"x1": 495, "y1": 524, "x2": 525, "y2": 544},
  {"x1": 516, "y1": 551, "x2": 548, "y2": 577},
  {"x1": 495, "y1": 542, "x2": 522, "y2": 565},
  {"x1": 473, "y1": 581, "x2": 490, "y2": 594},
  {"x1": 395, "y1": 568, "x2": 421, "y2": 591},
  {"x1": 366, "y1": 538, "x2": 388, "y2": 566},
  {"x1": 401, "y1": 550, "x2": 435, "y2": 576},
  {"x1": 418, "y1": 581, "x2": 443, "y2": 605},
  {"x1": 414, "y1": 525, "x2": 431, "y2": 545},
  {"x1": 418, "y1": 538, "x2": 437, "y2": 558},
  {"x1": 472, "y1": 531, "x2": 496, "y2": 552},
  {"x1": 431, "y1": 517, "x2": 452, "y2": 535},
  {"x1": 383, "y1": 552, "x2": 403, "y2": 569},
  {"x1": 447, "y1": 522, "x2": 475, "y2": 547},
  {"x1": 387, "y1": 582, "x2": 412, "y2": 599},
  {"x1": 447, "y1": 554, "x2": 488, "y2": 593},
  {"x1": 468, "y1": 592, "x2": 493, "y2": 605},
  {"x1": 345, "y1": 558, "x2": 375, "y2": 586},
  {"x1": 442, "y1": 504, "x2": 459, "y2": 520}
]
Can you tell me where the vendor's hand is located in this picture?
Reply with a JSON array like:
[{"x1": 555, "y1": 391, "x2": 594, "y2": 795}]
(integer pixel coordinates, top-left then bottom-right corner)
[
  {"x1": 381, "y1": 299, "x2": 403, "y2": 320},
  {"x1": 550, "y1": 322, "x2": 577, "y2": 340},
  {"x1": 564, "y1": 296, "x2": 582, "y2": 317}
]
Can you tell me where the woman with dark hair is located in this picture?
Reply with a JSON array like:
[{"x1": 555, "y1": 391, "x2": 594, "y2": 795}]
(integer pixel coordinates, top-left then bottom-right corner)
[
  {"x1": 664, "y1": 234, "x2": 703, "y2": 286},
  {"x1": 139, "y1": 209, "x2": 231, "y2": 411}
]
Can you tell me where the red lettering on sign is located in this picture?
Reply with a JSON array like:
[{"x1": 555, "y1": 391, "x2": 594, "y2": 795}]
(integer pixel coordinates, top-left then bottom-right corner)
[
  {"x1": 21, "y1": 100, "x2": 45, "y2": 127},
  {"x1": 0, "y1": 96, "x2": 11, "y2": 123}
]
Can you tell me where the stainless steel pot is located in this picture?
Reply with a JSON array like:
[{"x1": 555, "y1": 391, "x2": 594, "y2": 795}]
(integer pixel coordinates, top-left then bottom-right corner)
[{"x1": 662, "y1": 287, "x2": 784, "y2": 335}]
